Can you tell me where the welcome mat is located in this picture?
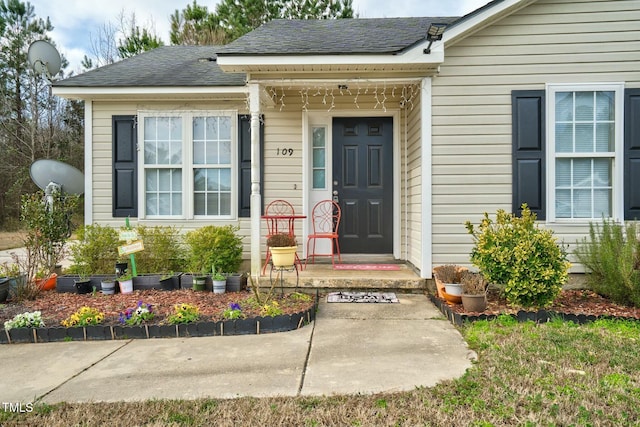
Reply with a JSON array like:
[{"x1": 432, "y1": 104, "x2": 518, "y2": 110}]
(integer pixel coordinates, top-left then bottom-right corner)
[
  {"x1": 333, "y1": 264, "x2": 401, "y2": 271},
  {"x1": 327, "y1": 291, "x2": 399, "y2": 303}
]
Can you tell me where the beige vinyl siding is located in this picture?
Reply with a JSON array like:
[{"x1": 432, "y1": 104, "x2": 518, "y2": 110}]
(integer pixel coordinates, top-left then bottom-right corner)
[
  {"x1": 90, "y1": 100, "x2": 254, "y2": 256},
  {"x1": 431, "y1": 0, "x2": 640, "y2": 268},
  {"x1": 404, "y1": 92, "x2": 423, "y2": 268}
]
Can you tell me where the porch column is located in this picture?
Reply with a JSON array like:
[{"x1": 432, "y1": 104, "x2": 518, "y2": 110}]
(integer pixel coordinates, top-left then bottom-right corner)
[
  {"x1": 420, "y1": 77, "x2": 433, "y2": 279},
  {"x1": 249, "y1": 83, "x2": 262, "y2": 279}
]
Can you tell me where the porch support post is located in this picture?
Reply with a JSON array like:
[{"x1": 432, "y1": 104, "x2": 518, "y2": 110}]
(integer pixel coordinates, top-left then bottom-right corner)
[
  {"x1": 249, "y1": 83, "x2": 262, "y2": 280},
  {"x1": 420, "y1": 77, "x2": 433, "y2": 279}
]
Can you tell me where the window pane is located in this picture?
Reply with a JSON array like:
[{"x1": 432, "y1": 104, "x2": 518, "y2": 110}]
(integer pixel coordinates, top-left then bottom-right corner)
[
  {"x1": 207, "y1": 194, "x2": 218, "y2": 215},
  {"x1": 555, "y1": 92, "x2": 573, "y2": 121},
  {"x1": 205, "y1": 140, "x2": 218, "y2": 164},
  {"x1": 170, "y1": 118, "x2": 181, "y2": 140},
  {"x1": 313, "y1": 148, "x2": 325, "y2": 168},
  {"x1": 146, "y1": 195, "x2": 158, "y2": 216},
  {"x1": 157, "y1": 140, "x2": 170, "y2": 164},
  {"x1": 555, "y1": 159, "x2": 571, "y2": 187},
  {"x1": 219, "y1": 140, "x2": 231, "y2": 164},
  {"x1": 173, "y1": 170, "x2": 182, "y2": 191},
  {"x1": 193, "y1": 140, "x2": 205, "y2": 165},
  {"x1": 146, "y1": 170, "x2": 157, "y2": 191},
  {"x1": 594, "y1": 189, "x2": 611, "y2": 217},
  {"x1": 556, "y1": 190, "x2": 571, "y2": 218},
  {"x1": 206, "y1": 169, "x2": 218, "y2": 191},
  {"x1": 159, "y1": 169, "x2": 171, "y2": 189},
  {"x1": 575, "y1": 92, "x2": 594, "y2": 121},
  {"x1": 172, "y1": 194, "x2": 182, "y2": 215},
  {"x1": 194, "y1": 194, "x2": 205, "y2": 215},
  {"x1": 596, "y1": 123, "x2": 614, "y2": 152},
  {"x1": 219, "y1": 116, "x2": 231, "y2": 139},
  {"x1": 158, "y1": 193, "x2": 170, "y2": 215},
  {"x1": 144, "y1": 141, "x2": 157, "y2": 164},
  {"x1": 220, "y1": 169, "x2": 231, "y2": 191},
  {"x1": 556, "y1": 123, "x2": 573, "y2": 152},
  {"x1": 573, "y1": 189, "x2": 592, "y2": 218},
  {"x1": 206, "y1": 117, "x2": 218, "y2": 139},
  {"x1": 313, "y1": 127, "x2": 326, "y2": 147},
  {"x1": 313, "y1": 170, "x2": 325, "y2": 189},
  {"x1": 575, "y1": 124, "x2": 594, "y2": 152},
  {"x1": 593, "y1": 158, "x2": 612, "y2": 187},
  {"x1": 596, "y1": 91, "x2": 615, "y2": 121},
  {"x1": 193, "y1": 117, "x2": 205, "y2": 140},
  {"x1": 573, "y1": 159, "x2": 591, "y2": 187},
  {"x1": 220, "y1": 193, "x2": 231, "y2": 215}
]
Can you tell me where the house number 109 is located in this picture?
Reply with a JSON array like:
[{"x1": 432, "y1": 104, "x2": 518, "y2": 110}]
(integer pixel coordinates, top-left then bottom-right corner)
[{"x1": 276, "y1": 148, "x2": 294, "y2": 156}]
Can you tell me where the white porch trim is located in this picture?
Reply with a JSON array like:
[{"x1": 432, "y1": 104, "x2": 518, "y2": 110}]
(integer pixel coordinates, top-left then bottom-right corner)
[
  {"x1": 420, "y1": 78, "x2": 433, "y2": 279},
  {"x1": 249, "y1": 83, "x2": 262, "y2": 279}
]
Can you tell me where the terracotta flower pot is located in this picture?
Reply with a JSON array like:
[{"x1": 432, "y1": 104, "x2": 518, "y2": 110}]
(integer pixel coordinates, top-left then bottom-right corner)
[{"x1": 461, "y1": 294, "x2": 487, "y2": 312}]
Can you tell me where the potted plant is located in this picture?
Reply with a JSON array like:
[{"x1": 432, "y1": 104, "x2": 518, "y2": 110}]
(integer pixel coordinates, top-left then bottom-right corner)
[
  {"x1": 266, "y1": 233, "x2": 297, "y2": 268},
  {"x1": 74, "y1": 266, "x2": 92, "y2": 295},
  {"x1": 460, "y1": 271, "x2": 488, "y2": 312},
  {"x1": 101, "y1": 277, "x2": 117, "y2": 295},
  {"x1": 211, "y1": 266, "x2": 226, "y2": 294},
  {"x1": 433, "y1": 264, "x2": 464, "y2": 304},
  {"x1": 117, "y1": 272, "x2": 134, "y2": 294}
]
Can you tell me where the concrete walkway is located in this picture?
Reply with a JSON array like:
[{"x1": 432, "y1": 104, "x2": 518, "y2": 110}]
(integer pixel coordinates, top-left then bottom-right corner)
[{"x1": 0, "y1": 294, "x2": 475, "y2": 403}]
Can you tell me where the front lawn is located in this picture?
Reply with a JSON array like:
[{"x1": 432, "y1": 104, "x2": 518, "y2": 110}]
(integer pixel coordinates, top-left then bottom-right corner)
[{"x1": 2, "y1": 315, "x2": 638, "y2": 426}]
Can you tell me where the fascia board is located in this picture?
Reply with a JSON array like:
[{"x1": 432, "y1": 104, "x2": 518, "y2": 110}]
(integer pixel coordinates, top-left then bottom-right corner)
[{"x1": 52, "y1": 86, "x2": 249, "y2": 99}]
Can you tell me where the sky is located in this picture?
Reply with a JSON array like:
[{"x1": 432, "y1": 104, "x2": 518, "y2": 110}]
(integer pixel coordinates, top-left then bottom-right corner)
[{"x1": 28, "y1": 0, "x2": 492, "y2": 74}]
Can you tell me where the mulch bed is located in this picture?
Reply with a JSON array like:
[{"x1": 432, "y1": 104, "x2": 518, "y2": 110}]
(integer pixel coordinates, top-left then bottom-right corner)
[
  {"x1": 445, "y1": 288, "x2": 640, "y2": 320},
  {"x1": 0, "y1": 289, "x2": 314, "y2": 328}
]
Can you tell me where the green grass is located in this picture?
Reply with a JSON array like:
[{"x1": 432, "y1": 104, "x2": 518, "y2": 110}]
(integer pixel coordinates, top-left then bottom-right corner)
[{"x1": 2, "y1": 316, "x2": 640, "y2": 426}]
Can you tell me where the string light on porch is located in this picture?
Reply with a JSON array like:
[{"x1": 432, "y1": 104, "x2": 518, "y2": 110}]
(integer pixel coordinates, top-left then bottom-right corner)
[{"x1": 252, "y1": 79, "x2": 421, "y2": 112}]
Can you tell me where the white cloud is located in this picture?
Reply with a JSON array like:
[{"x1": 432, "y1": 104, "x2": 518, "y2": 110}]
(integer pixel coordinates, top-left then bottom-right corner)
[{"x1": 28, "y1": 0, "x2": 491, "y2": 72}]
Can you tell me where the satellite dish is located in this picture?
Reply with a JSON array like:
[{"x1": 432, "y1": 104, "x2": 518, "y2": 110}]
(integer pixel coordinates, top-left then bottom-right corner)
[
  {"x1": 27, "y1": 40, "x2": 61, "y2": 80},
  {"x1": 30, "y1": 159, "x2": 85, "y2": 200}
]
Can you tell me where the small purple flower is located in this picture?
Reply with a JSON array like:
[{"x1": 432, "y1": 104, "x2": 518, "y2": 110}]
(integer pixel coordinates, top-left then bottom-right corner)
[{"x1": 229, "y1": 302, "x2": 241, "y2": 311}]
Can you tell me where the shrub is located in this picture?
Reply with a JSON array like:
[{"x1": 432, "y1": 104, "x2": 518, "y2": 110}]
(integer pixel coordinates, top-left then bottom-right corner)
[
  {"x1": 574, "y1": 219, "x2": 640, "y2": 307},
  {"x1": 134, "y1": 225, "x2": 186, "y2": 274},
  {"x1": 465, "y1": 204, "x2": 570, "y2": 307},
  {"x1": 68, "y1": 224, "x2": 119, "y2": 275},
  {"x1": 185, "y1": 225, "x2": 243, "y2": 274}
]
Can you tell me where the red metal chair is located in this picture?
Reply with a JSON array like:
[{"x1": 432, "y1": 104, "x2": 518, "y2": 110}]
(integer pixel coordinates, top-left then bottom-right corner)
[
  {"x1": 305, "y1": 199, "x2": 342, "y2": 266},
  {"x1": 262, "y1": 199, "x2": 302, "y2": 274}
]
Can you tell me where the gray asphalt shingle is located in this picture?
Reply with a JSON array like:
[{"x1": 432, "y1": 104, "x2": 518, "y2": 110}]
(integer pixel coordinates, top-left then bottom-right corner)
[
  {"x1": 216, "y1": 17, "x2": 459, "y2": 56},
  {"x1": 54, "y1": 45, "x2": 246, "y2": 88}
]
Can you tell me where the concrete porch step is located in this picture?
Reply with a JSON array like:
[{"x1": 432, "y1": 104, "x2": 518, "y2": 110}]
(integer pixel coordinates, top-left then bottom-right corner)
[{"x1": 256, "y1": 262, "x2": 426, "y2": 292}]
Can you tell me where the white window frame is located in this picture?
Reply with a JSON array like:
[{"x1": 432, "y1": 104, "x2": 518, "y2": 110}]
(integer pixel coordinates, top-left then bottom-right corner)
[
  {"x1": 138, "y1": 110, "x2": 238, "y2": 220},
  {"x1": 546, "y1": 83, "x2": 624, "y2": 223}
]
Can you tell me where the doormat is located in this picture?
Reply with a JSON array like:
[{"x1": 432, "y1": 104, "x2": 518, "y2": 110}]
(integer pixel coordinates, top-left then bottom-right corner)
[
  {"x1": 333, "y1": 264, "x2": 401, "y2": 271},
  {"x1": 327, "y1": 291, "x2": 399, "y2": 303}
]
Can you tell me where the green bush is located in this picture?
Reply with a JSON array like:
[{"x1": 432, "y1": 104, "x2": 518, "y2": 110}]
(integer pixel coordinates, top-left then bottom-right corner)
[
  {"x1": 465, "y1": 204, "x2": 570, "y2": 307},
  {"x1": 185, "y1": 225, "x2": 243, "y2": 274},
  {"x1": 134, "y1": 225, "x2": 186, "y2": 274},
  {"x1": 575, "y1": 219, "x2": 640, "y2": 307},
  {"x1": 68, "y1": 224, "x2": 119, "y2": 275}
]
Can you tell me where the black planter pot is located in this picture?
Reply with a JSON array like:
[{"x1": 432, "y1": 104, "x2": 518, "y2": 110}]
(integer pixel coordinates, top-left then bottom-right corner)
[
  {"x1": 75, "y1": 279, "x2": 93, "y2": 294},
  {"x1": 160, "y1": 277, "x2": 174, "y2": 291},
  {"x1": 0, "y1": 277, "x2": 9, "y2": 302},
  {"x1": 225, "y1": 274, "x2": 246, "y2": 292}
]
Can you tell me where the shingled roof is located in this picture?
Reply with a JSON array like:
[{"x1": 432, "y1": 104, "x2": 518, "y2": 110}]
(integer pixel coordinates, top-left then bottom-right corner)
[
  {"x1": 54, "y1": 45, "x2": 246, "y2": 88},
  {"x1": 216, "y1": 17, "x2": 459, "y2": 56}
]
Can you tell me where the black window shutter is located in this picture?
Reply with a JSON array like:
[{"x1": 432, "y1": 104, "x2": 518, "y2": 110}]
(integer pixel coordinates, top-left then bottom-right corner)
[
  {"x1": 624, "y1": 89, "x2": 640, "y2": 220},
  {"x1": 238, "y1": 114, "x2": 264, "y2": 217},
  {"x1": 112, "y1": 115, "x2": 138, "y2": 217},
  {"x1": 512, "y1": 90, "x2": 546, "y2": 219}
]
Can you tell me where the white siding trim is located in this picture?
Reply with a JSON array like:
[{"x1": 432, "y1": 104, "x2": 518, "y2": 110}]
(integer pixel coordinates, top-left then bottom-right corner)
[
  {"x1": 52, "y1": 86, "x2": 249, "y2": 98},
  {"x1": 84, "y1": 100, "x2": 93, "y2": 225},
  {"x1": 393, "y1": 115, "x2": 401, "y2": 259},
  {"x1": 249, "y1": 83, "x2": 262, "y2": 279},
  {"x1": 421, "y1": 78, "x2": 433, "y2": 278}
]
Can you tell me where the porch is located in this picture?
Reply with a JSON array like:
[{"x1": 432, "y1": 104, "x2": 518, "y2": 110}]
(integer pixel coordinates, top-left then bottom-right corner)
[{"x1": 256, "y1": 255, "x2": 427, "y2": 292}]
